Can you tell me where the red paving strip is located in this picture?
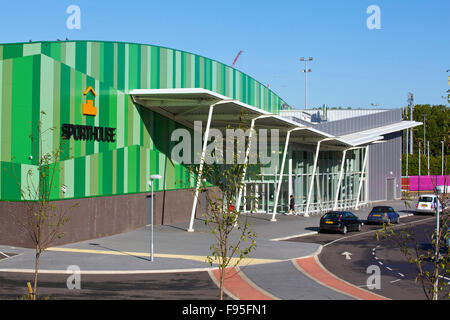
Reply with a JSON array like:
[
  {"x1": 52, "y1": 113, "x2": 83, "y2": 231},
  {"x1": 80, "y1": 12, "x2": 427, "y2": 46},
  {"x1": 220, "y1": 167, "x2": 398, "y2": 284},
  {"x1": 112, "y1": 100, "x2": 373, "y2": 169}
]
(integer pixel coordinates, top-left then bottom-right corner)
[
  {"x1": 210, "y1": 267, "x2": 275, "y2": 300},
  {"x1": 294, "y1": 256, "x2": 389, "y2": 300}
]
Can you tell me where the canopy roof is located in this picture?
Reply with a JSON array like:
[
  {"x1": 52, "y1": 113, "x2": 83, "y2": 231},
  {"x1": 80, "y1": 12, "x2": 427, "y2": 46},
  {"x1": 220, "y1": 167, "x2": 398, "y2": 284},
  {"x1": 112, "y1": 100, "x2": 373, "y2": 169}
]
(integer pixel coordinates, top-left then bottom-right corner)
[
  {"x1": 336, "y1": 120, "x2": 422, "y2": 146},
  {"x1": 130, "y1": 88, "x2": 421, "y2": 149}
]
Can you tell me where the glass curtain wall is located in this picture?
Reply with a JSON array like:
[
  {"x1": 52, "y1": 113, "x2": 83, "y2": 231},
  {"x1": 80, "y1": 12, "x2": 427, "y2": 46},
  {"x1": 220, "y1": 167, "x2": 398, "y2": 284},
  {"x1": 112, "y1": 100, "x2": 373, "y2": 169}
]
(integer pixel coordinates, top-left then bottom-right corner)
[
  {"x1": 241, "y1": 146, "x2": 368, "y2": 215},
  {"x1": 293, "y1": 147, "x2": 367, "y2": 214}
]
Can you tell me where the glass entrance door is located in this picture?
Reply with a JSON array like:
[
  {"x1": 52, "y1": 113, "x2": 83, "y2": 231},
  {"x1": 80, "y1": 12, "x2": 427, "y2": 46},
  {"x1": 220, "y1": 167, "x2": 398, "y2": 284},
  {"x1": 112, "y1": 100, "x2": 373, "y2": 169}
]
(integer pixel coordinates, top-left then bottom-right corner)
[
  {"x1": 242, "y1": 180, "x2": 288, "y2": 214},
  {"x1": 243, "y1": 183, "x2": 265, "y2": 213}
]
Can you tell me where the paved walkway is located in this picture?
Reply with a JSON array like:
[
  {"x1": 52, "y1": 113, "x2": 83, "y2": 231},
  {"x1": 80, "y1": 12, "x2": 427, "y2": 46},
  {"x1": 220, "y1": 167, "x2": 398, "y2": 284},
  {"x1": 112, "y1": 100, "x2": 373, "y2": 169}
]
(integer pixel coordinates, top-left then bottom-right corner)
[{"x1": 0, "y1": 200, "x2": 409, "y2": 300}]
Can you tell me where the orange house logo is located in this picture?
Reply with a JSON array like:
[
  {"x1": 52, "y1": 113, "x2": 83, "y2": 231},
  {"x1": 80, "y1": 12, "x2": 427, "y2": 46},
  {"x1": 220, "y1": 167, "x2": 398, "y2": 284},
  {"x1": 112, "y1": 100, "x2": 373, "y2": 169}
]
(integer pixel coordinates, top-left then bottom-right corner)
[
  {"x1": 83, "y1": 86, "x2": 97, "y2": 116},
  {"x1": 61, "y1": 86, "x2": 116, "y2": 143}
]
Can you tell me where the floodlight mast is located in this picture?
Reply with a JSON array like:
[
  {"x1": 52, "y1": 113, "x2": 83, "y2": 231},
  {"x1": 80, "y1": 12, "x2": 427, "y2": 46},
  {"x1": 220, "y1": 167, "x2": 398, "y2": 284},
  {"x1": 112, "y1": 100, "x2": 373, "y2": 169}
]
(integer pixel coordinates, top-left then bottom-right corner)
[
  {"x1": 300, "y1": 57, "x2": 313, "y2": 110},
  {"x1": 407, "y1": 93, "x2": 414, "y2": 155}
]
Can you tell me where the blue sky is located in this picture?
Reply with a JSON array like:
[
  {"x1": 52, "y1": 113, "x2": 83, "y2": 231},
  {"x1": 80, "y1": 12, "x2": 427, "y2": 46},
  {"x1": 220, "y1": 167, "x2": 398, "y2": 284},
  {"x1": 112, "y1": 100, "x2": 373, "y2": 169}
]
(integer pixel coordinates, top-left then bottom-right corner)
[{"x1": 1, "y1": 0, "x2": 449, "y2": 110}]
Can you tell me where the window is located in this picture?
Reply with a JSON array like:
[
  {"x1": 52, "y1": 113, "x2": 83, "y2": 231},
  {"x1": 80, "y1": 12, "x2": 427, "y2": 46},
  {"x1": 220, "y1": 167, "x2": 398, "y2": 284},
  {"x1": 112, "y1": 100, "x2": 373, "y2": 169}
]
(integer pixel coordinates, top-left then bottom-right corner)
[
  {"x1": 323, "y1": 212, "x2": 341, "y2": 219},
  {"x1": 419, "y1": 197, "x2": 433, "y2": 203},
  {"x1": 346, "y1": 212, "x2": 356, "y2": 218},
  {"x1": 372, "y1": 207, "x2": 389, "y2": 213}
]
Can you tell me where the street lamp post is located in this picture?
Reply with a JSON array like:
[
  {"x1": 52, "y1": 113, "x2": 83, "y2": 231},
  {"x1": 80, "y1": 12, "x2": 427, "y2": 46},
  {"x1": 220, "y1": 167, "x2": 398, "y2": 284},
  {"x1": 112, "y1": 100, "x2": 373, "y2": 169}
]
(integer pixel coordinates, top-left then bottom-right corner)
[
  {"x1": 423, "y1": 115, "x2": 427, "y2": 156},
  {"x1": 434, "y1": 197, "x2": 440, "y2": 301},
  {"x1": 408, "y1": 93, "x2": 414, "y2": 155},
  {"x1": 300, "y1": 57, "x2": 313, "y2": 110},
  {"x1": 442, "y1": 141, "x2": 445, "y2": 176},
  {"x1": 418, "y1": 142, "x2": 421, "y2": 196},
  {"x1": 149, "y1": 174, "x2": 162, "y2": 262},
  {"x1": 406, "y1": 127, "x2": 409, "y2": 178}
]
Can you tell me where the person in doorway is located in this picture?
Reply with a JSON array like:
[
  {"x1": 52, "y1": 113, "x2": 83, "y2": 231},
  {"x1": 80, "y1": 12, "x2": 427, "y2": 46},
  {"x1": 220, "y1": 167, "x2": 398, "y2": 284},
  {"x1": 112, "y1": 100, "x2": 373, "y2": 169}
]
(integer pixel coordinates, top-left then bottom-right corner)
[{"x1": 288, "y1": 195, "x2": 297, "y2": 216}]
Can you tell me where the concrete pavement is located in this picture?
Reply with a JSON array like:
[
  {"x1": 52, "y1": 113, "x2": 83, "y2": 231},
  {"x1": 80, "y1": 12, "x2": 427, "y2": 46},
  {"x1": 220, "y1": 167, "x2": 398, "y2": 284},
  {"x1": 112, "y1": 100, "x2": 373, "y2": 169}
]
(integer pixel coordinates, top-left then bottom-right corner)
[{"x1": 0, "y1": 200, "x2": 412, "y2": 300}]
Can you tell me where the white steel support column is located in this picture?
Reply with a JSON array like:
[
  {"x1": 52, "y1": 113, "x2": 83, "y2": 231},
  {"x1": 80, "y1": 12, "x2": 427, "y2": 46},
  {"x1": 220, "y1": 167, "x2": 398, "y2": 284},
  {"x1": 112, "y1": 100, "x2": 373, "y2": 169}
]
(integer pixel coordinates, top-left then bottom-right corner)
[
  {"x1": 365, "y1": 146, "x2": 370, "y2": 205},
  {"x1": 355, "y1": 145, "x2": 369, "y2": 209},
  {"x1": 333, "y1": 149, "x2": 348, "y2": 210},
  {"x1": 288, "y1": 148, "x2": 293, "y2": 200},
  {"x1": 188, "y1": 104, "x2": 215, "y2": 232},
  {"x1": 315, "y1": 174, "x2": 323, "y2": 212},
  {"x1": 236, "y1": 118, "x2": 256, "y2": 211},
  {"x1": 271, "y1": 129, "x2": 292, "y2": 222},
  {"x1": 305, "y1": 139, "x2": 326, "y2": 217}
]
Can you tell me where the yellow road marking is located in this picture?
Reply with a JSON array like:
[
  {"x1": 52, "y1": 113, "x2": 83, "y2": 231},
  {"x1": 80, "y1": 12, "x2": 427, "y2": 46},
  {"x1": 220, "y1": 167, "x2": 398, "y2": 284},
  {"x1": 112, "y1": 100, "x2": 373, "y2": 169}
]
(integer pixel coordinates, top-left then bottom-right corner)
[{"x1": 46, "y1": 247, "x2": 280, "y2": 266}]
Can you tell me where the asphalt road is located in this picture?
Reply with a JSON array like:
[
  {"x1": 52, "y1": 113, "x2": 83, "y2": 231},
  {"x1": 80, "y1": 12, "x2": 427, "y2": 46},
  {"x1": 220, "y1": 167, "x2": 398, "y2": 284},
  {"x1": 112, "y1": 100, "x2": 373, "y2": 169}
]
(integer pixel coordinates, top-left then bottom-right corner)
[
  {"x1": 287, "y1": 214, "x2": 450, "y2": 300},
  {"x1": 1, "y1": 203, "x2": 447, "y2": 301}
]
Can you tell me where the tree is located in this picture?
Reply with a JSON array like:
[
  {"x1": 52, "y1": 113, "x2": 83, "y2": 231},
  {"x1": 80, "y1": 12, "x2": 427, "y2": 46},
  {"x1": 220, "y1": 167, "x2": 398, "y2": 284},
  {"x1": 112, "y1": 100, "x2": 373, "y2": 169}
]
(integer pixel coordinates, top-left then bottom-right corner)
[
  {"x1": 10, "y1": 111, "x2": 77, "y2": 299},
  {"x1": 376, "y1": 211, "x2": 449, "y2": 299},
  {"x1": 403, "y1": 104, "x2": 449, "y2": 157},
  {"x1": 188, "y1": 114, "x2": 259, "y2": 300},
  {"x1": 402, "y1": 153, "x2": 450, "y2": 176},
  {"x1": 377, "y1": 140, "x2": 449, "y2": 300}
]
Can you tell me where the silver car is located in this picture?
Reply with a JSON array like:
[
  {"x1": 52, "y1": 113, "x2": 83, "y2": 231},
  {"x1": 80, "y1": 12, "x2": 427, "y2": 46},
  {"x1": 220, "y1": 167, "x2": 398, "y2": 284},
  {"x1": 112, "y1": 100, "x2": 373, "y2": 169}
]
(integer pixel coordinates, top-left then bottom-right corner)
[{"x1": 415, "y1": 194, "x2": 443, "y2": 215}]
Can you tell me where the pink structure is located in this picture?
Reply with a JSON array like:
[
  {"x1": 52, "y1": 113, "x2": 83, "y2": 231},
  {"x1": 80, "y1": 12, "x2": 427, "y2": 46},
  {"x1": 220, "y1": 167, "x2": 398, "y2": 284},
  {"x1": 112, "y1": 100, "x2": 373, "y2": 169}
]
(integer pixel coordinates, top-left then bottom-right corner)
[{"x1": 405, "y1": 175, "x2": 450, "y2": 191}]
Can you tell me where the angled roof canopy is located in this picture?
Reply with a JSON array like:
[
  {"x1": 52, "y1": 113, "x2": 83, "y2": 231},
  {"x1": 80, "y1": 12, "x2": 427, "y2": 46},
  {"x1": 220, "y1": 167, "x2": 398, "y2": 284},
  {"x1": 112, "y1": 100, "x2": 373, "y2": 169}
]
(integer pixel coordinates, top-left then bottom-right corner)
[
  {"x1": 130, "y1": 88, "x2": 333, "y2": 144},
  {"x1": 130, "y1": 88, "x2": 421, "y2": 149},
  {"x1": 131, "y1": 88, "x2": 265, "y2": 129},
  {"x1": 336, "y1": 120, "x2": 422, "y2": 147}
]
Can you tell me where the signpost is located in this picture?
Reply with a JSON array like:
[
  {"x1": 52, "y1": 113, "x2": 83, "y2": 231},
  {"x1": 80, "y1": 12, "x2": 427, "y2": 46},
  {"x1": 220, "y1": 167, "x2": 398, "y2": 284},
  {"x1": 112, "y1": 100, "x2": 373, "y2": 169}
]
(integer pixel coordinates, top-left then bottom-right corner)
[{"x1": 149, "y1": 174, "x2": 162, "y2": 262}]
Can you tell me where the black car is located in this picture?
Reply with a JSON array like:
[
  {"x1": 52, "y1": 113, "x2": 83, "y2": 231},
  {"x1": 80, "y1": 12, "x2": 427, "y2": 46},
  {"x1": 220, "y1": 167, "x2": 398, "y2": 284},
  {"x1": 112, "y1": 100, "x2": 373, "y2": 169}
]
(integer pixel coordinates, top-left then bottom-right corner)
[{"x1": 319, "y1": 211, "x2": 363, "y2": 234}]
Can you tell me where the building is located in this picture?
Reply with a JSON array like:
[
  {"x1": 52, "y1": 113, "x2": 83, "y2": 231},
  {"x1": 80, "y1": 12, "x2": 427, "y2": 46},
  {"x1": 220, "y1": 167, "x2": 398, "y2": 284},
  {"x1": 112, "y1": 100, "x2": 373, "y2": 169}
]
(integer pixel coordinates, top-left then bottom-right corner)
[{"x1": 0, "y1": 40, "x2": 421, "y2": 247}]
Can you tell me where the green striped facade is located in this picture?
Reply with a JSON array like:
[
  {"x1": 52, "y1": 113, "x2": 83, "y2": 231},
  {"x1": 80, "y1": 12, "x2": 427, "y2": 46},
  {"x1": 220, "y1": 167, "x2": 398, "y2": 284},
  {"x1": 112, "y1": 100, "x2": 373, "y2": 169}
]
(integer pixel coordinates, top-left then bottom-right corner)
[{"x1": 0, "y1": 41, "x2": 288, "y2": 201}]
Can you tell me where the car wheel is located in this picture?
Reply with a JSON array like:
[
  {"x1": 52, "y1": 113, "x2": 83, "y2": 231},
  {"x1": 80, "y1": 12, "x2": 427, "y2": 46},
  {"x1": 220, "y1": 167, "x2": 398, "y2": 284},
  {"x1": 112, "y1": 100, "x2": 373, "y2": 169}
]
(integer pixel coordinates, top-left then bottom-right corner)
[
  {"x1": 341, "y1": 225, "x2": 347, "y2": 234},
  {"x1": 357, "y1": 223, "x2": 362, "y2": 232}
]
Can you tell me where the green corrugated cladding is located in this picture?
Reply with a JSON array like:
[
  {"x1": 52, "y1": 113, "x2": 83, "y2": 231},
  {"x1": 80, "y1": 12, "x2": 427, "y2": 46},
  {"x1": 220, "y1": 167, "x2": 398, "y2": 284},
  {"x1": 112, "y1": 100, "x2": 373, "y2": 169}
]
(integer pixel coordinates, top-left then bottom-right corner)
[{"x1": 0, "y1": 41, "x2": 287, "y2": 201}]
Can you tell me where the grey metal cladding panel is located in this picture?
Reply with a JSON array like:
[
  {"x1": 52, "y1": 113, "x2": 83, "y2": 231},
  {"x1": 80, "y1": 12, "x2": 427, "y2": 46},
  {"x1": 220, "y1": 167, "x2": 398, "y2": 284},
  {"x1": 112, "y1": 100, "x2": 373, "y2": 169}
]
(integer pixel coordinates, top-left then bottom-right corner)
[
  {"x1": 320, "y1": 109, "x2": 387, "y2": 122},
  {"x1": 392, "y1": 132, "x2": 402, "y2": 198},
  {"x1": 284, "y1": 116, "x2": 314, "y2": 127},
  {"x1": 315, "y1": 109, "x2": 402, "y2": 136},
  {"x1": 368, "y1": 131, "x2": 402, "y2": 201},
  {"x1": 369, "y1": 138, "x2": 382, "y2": 202},
  {"x1": 369, "y1": 142, "x2": 382, "y2": 201}
]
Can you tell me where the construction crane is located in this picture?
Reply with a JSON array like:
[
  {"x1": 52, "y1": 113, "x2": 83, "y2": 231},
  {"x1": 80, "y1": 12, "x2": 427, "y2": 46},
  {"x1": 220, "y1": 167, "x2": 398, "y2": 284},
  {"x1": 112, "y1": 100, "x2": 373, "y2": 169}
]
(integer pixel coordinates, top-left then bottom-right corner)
[{"x1": 231, "y1": 50, "x2": 243, "y2": 68}]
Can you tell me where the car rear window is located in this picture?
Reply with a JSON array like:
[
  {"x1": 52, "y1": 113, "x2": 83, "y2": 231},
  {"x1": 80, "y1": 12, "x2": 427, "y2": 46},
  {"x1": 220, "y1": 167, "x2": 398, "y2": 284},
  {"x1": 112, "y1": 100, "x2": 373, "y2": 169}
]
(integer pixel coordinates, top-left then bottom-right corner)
[
  {"x1": 323, "y1": 213, "x2": 341, "y2": 219},
  {"x1": 419, "y1": 197, "x2": 433, "y2": 202},
  {"x1": 371, "y1": 207, "x2": 390, "y2": 213}
]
